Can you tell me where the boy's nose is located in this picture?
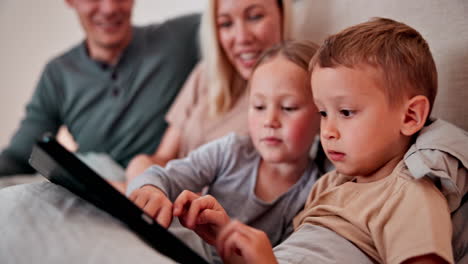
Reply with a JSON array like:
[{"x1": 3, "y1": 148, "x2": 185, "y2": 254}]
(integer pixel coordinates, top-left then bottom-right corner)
[{"x1": 321, "y1": 121, "x2": 339, "y2": 140}]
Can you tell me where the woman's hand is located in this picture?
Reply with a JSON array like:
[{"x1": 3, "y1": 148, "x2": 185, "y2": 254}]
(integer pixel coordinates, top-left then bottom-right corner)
[
  {"x1": 125, "y1": 154, "x2": 155, "y2": 182},
  {"x1": 216, "y1": 220, "x2": 278, "y2": 264},
  {"x1": 125, "y1": 126, "x2": 182, "y2": 182},
  {"x1": 129, "y1": 185, "x2": 173, "y2": 228},
  {"x1": 173, "y1": 190, "x2": 230, "y2": 245}
]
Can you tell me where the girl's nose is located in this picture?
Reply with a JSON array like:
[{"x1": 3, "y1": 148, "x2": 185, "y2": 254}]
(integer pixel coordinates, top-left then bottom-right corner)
[{"x1": 264, "y1": 109, "x2": 281, "y2": 128}]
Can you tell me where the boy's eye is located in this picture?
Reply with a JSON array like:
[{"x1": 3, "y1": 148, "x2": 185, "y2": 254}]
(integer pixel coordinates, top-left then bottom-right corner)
[
  {"x1": 340, "y1": 109, "x2": 354, "y2": 117},
  {"x1": 318, "y1": 111, "x2": 327, "y2": 117},
  {"x1": 282, "y1": 106, "x2": 298, "y2": 112}
]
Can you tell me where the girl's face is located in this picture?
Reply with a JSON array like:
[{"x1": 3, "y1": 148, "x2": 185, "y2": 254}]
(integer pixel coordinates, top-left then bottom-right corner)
[
  {"x1": 216, "y1": 0, "x2": 283, "y2": 80},
  {"x1": 248, "y1": 55, "x2": 319, "y2": 164}
]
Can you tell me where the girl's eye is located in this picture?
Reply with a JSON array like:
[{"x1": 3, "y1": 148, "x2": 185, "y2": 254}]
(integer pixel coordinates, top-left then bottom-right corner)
[
  {"x1": 340, "y1": 109, "x2": 354, "y2": 117},
  {"x1": 318, "y1": 111, "x2": 327, "y2": 117},
  {"x1": 253, "y1": 105, "x2": 264, "y2": 111}
]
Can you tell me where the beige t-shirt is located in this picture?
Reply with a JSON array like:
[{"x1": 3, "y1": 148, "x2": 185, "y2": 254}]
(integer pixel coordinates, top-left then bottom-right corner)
[
  {"x1": 294, "y1": 161, "x2": 454, "y2": 264},
  {"x1": 166, "y1": 63, "x2": 249, "y2": 158}
]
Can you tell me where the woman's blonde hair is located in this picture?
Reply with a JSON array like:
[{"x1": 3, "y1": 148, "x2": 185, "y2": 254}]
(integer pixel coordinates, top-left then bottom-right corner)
[{"x1": 200, "y1": 0, "x2": 293, "y2": 116}]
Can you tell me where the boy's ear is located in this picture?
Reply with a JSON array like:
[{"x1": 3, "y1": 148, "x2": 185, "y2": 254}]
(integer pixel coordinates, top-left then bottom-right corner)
[{"x1": 400, "y1": 95, "x2": 430, "y2": 136}]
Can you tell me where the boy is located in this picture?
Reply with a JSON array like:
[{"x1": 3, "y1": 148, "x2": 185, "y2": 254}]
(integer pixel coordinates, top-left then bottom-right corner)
[{"x1": 217, "y1": 18, "x2": 455, "y2": 264}]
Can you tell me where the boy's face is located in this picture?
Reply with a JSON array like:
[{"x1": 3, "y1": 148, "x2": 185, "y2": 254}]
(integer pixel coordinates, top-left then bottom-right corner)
[
  {"x1": 311, "y1": 65, "x2": 407, "y2": 182},
  {"x1": 248, "y1": 56, "x2": 319, "y2": 164}
]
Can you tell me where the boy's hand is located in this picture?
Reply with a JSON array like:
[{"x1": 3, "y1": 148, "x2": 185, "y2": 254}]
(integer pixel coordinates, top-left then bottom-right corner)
[
  {"x1": 216, "y1": 220, "x2": 278, "y2": 264},
  {"x1": 173, "y1": 190, "x2": 230, "y2": 245},
  {"x1": 129, "y1": 185, "x2": 173, "y2": 228}
]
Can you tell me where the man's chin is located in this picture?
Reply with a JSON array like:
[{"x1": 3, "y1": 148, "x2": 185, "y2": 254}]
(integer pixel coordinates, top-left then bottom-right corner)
[{"x1": 93, "y1": 36, "x2": 129, "y2": 50}]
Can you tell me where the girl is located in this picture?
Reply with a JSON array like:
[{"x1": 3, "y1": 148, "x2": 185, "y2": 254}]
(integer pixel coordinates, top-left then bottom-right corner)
[{"x1": 127, "y1": 41, "x2": 320, "y2": 263}]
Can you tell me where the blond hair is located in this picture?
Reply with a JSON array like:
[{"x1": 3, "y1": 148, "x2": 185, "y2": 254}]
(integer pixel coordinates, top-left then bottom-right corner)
[
  {"x1": 252, "y1": 40, "x2": 319, "y2": 84},
  {"x1": 200, "y1": 0, "x2": 293, "y2": 116},
  {"x1": 309, "y1": 17, "x2": 437, "y2": 114}
]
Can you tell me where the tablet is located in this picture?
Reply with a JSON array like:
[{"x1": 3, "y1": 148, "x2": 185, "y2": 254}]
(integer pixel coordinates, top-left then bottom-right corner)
[{"x1": 29, "y1": 134, "x2": 209, "y2": 264}]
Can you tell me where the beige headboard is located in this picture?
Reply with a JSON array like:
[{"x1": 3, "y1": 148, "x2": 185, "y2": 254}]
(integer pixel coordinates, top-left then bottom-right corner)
[{"x1": 291, "y1": 0, "x2": 468, "y2": 131}]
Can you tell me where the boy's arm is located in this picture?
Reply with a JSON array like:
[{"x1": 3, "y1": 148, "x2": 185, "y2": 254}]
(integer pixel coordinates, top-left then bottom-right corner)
[
  {"x1": 274, "y1": 224, "x2": 374, "y2": 264},
  {"x1": 402, "y1": 254, "x2": 449, "y2": 264}
]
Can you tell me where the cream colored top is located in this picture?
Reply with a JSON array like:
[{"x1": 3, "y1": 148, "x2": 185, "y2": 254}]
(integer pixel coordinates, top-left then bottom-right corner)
[
  {"x1": 294, "y1": 161, "x2": 454, "y2": 264},
  {"x1": 166, "y1": 63, "x2": 249, "y2": 158}
]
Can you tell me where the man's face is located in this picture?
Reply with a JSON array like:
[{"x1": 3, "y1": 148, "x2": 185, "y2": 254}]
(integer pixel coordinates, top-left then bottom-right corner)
[{"x1": 66, "y1": 0, "x2": 133, "y2": 52}]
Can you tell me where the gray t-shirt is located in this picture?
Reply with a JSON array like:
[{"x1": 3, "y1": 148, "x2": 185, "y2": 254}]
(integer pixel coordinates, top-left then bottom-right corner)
[{"x1": 127, "y1": 133, "x2": 320, "y2": 247}]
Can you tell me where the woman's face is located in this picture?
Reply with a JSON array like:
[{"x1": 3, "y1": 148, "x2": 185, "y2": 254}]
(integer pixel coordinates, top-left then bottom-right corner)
[{"x1": 216, "y1": 0, "x2": 283, "y2": 80}]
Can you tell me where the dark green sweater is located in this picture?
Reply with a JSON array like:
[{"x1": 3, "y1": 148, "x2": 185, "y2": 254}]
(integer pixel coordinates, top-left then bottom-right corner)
[{"x1": 0, "y1": 14, "x2": 200, "y2": 175}]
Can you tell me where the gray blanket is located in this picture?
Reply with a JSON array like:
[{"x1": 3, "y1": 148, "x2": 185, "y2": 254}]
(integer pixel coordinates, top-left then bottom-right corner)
[{"x1": 0, "y1": 182, "x2": 376, "y2": 264}]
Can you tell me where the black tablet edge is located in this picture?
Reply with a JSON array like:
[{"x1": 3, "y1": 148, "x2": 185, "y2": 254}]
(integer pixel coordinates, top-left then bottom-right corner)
[{"x1": 30, "y1": 135, "x2": 209, "y2": 264}]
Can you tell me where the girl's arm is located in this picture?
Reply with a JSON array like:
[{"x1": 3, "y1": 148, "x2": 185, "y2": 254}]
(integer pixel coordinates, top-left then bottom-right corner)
[
  {"x1": 173, "y1": 191, "x2": 230, "y2": 245},
  {"x1": 125, "y1": 125, "x2": 181, "y2": 182}
]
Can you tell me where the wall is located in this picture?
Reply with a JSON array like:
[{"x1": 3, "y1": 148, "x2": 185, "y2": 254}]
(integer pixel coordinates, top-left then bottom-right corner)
[{"x1": 0, "y1": 0, "x2": 206, "y2": 148}]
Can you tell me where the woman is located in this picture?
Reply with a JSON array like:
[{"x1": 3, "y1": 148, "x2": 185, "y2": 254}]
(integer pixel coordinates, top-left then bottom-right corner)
[{"x1": 125, "y1": 0, "x2": 293, "y2": 181}]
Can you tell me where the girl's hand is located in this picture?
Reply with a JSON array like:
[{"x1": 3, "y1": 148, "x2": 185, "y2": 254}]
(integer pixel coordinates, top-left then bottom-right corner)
[
  {"x1": 173, "y1": 190, "x2": 230, "y2": 245},
  {"x1": 216, "y1": 220, "x2": 278, "y2": 264},
  {"x1": 129, "y1": 185, "x2": 173, "y2": 228}
]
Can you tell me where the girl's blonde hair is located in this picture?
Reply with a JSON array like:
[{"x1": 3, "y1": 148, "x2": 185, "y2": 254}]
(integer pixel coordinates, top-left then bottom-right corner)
[{"x1": 200, "y1": 0, "x2": 293, "y2": 116}]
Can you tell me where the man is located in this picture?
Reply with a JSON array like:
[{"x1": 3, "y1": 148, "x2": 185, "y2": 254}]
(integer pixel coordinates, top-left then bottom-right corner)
[{"x1": 0, "y1": 0, "x2": 199, "y2": 176}]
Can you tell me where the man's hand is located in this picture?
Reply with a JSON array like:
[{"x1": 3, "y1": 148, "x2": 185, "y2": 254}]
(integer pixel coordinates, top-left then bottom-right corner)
[
  {"x1": 173, "y1": 190, "x2": 230, "y2": 245},
  {"x1": 216, "y1": 220, "x2": 278, "y2": 264},
  {"x1": 129, "y1": 185, "x2": 173, "y2": 228}
]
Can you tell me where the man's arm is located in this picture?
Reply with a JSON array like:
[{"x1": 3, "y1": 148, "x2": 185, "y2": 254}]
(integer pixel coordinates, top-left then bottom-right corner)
[
  {"x1": 0, "y1": 63, "x2": 62, "y2": 176},
  {"x1": 0, "y1": 154, "x2": 35, "y2": 176}
]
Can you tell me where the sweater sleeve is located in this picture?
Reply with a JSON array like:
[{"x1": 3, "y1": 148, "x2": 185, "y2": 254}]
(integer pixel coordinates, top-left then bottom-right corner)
[
  {"x1": 0, "y1": 62, "x2": 62, "y2": 176},
  {"x1": 126, "y1": 133, "x2": 237, "y2": 201},
  {"x1": 165, "y1": 63, "x2": 203, "y2": 130}
]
